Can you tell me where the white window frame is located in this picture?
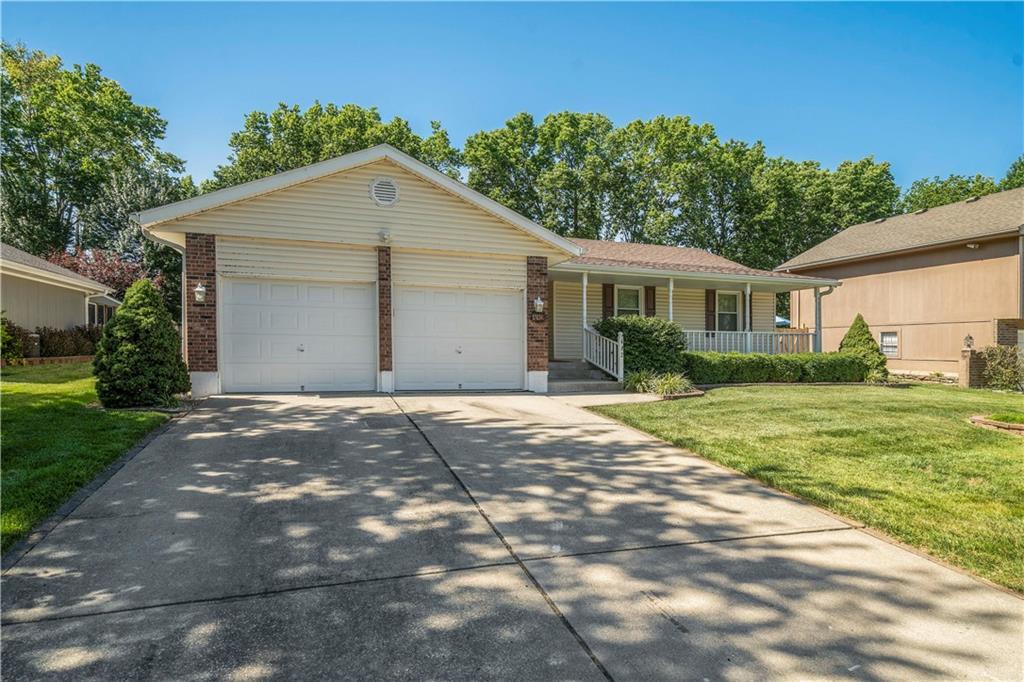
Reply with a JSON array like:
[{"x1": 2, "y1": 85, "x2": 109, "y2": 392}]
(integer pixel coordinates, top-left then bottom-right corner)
[
  {"x1": 715, "y1": 291, "x2": 741, "y2": 332},
  {"x1": 614, "y1": 285, "x2": 643, "y2": 317},
  {"x1": 879, "y1": 331, "x2": 899, "y2": 358}
]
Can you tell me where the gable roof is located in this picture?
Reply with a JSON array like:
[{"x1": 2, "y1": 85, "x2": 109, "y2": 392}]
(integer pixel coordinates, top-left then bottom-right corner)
[
  {"x1": 1, "y1": 243, "x2": 111, "y2": 294},
  {"x1": 558, "y1": 238, "x2": 835, "y2": 286},
  {"x1": 777, "y1": 187, "x2": 1024, "y2": 271},
  {"x1": 133, "y1": 144, "x2": 582, "y2": 257}
]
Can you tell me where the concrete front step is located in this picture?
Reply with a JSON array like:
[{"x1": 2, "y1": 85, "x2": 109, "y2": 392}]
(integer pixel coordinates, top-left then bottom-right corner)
[
  {"x1": 549, "y1": 360, "x2": 615, "y2": 381},
  {"x1": 548, "y1": 379, "x2": 624, "y2": 394},
  {"x1": 549, "y1": 369, "x2": 612, "y2": 380}
]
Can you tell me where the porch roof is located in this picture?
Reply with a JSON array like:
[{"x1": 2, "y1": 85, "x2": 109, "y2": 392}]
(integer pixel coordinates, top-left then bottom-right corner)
[{"x1": 551, "y1": 239, "x2": 839, "y2": 291}]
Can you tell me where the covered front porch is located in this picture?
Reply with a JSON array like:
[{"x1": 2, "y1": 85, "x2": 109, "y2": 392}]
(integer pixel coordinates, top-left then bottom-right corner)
[{"x1": 548, "y1": 262, "x2": 838, "y2": 379}]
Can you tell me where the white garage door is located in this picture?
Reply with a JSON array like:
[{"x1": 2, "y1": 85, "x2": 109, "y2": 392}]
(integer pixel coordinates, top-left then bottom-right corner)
[
  {"x1": 221, "y1": 279, "x2": 376, "y2": 392},
  {"x1": 394, "y1": 287, "x2": 524, "y2": 391}
]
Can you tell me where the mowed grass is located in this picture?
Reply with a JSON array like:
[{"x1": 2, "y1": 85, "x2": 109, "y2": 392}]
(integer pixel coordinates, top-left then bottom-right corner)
[
  {"x1": 592, "y1": 384, "x2": 1024, "y2": 592},
  {"x1": 1, "y1": 362, "x2": 167, "y2": 552},
  {"x1": 990, "y1": 411, "x2": 1024, "y2": 425}
]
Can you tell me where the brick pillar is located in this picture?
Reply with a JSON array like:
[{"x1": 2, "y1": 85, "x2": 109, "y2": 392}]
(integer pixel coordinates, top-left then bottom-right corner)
[
  {"x1": 527, "y1": 256, "x2": 548, "y2": 373},
  {"x1": 185, "y1": 233, "x2": 217, "y2": 372},
  {"x1": 377, "y1": 246, "x2": 392, "y2": 373},
  {"x1": 958, "y1": 348, "x2": 986, "y2": 389}
]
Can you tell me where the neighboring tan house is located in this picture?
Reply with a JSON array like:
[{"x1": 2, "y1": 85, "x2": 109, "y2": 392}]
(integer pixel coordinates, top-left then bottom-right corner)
[
  {"x1": 778, "y1": 187, "x2": 1024, "y2": 377},
  {"x1": 1, "y1": 243, "x2": 119, "y2": 329},
  {"x1": 135, "y1": 144, "x2": 837, "y2": 397}
]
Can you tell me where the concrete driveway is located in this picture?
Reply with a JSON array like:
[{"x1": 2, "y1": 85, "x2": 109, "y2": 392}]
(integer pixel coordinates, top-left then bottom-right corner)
[{"x1": 2, "y1": 394, "x2": 1021, "y2": 680}]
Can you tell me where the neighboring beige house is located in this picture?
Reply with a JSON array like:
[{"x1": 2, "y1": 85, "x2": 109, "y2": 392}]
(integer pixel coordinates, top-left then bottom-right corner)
[
  {"x1": 779, "y1": 188, "x2": 1024, "y2": 377},
  {"x1": 135, "y1": 144, "x2": 837, "y2": 397},
  {"x1": 1, "y1": 243, "x2": 118, "y2": 330}
]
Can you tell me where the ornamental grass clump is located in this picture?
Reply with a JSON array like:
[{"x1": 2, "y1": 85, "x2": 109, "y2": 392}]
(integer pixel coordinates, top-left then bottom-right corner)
[{"x1": 93, "y1": 279, "x2": 190, "y2": 407}]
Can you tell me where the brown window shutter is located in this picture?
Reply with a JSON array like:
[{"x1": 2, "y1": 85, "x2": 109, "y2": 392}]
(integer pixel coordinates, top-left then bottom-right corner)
[
  {"x1": 644, "y1": 286, "x2": 656, "y2": 317},
  {"x1": 602, "y1": 283, "x2": 614, "y2": 319},
  {"x1": 705, "y1": 289, "x2": 716, "y2": 330}
]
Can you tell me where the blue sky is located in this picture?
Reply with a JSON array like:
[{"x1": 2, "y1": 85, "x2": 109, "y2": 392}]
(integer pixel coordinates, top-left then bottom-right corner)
[{"x1": 3, "y1": 2, "x2": 1021, "y2": 187}]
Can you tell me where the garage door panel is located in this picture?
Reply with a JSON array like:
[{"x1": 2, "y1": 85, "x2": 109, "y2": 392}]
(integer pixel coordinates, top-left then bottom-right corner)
[
  {"x1": 395, "y1": 286, "x2": 523, "y2": 391},
  {"x1": 222, "y1": 279, "x2": 375, "y2": 392}
]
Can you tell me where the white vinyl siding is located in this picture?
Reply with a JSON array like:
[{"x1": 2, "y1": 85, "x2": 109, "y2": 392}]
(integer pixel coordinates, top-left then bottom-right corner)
[
  {"x1": 552, "y1": 280, "x2": 602, "y2": 359},
  {"x1": 752, "y1": 292, "x2": 776, "y2": 331},
  {"x1": 653, "y1": 287, "x2": 706, "y2": 330},
  {"x1": 217, "y1": 237, "x2": 376, "y2": 283},
  {"x1": 164, "y1": 160, "x2": 564, "y2": 260},
  {"x1": 0, "y1": 274, "x2": 87, "y2": 330},
  {"x1": 392, "y1": 250, "x2": 526, "y2": 290}
]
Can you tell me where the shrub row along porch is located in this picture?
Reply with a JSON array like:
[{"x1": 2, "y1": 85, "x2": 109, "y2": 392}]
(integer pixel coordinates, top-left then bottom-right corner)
[{"x1": 549, "y1": 239, "x2": 837, "y2": 379}]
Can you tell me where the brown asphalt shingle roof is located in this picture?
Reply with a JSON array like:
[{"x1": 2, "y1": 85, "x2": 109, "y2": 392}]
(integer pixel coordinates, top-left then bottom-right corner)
[
  {"x1": 565, "y1": 238, "x2": 822, "y2": 280},
  {"x1": 777, "y1": 187, "x2": 1024, "y2": 271},
  {"x1": 1, "y1": 242, "x2": 110, "y2": 291}
]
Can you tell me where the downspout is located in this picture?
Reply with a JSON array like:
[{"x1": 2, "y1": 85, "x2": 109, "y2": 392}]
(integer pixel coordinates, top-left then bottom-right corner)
[
  {"x1": 1018, "y1": 227, "x2": 1023, "y2": 319},
  {"x1": 813, "y1": 286, "x2": 836, "y2": 353}
]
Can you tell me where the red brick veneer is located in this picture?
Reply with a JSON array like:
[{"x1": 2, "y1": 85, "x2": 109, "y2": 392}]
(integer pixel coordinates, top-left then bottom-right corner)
[
  {"x1": 185, "y1": 233, "x2": 217, "y2": 372},
  {"x1": 527, "y1": 256, "x2": 549, "y2": 372},
  {"x1": 377, "y1": 246, "x2": 393, "y2": 372}
]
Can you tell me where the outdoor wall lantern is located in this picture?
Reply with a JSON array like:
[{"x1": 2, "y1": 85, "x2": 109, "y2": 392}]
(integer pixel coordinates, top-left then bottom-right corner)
[
  {"x1": 377, "y1": 228, "x2": 392, "y2": 244},
  {"x1": 963, "y1": 334, "x2": 974, "y2": 349},
  {"x1": 194, "y1": 282, "x2": 207, "y2": 303},
  {"x1": 533, "y1": 296, "x2": 545, "y2": 314}
]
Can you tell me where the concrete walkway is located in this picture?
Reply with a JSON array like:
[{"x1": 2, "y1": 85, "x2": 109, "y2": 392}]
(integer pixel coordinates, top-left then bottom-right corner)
[{"x1": 2, "y1": 393, "x2": 1021, "y2": 680}]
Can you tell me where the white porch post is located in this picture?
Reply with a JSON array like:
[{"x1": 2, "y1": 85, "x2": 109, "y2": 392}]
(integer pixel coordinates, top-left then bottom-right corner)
[
  {"x1": 744, "y1": 283, "x2": 752, "y2": 352},
  {"x1": 581, "y1": 271, "x2": 588, "y2": 329},
  {"x1": 668, "y1": 278, "x2": 674, "y2": 323}
]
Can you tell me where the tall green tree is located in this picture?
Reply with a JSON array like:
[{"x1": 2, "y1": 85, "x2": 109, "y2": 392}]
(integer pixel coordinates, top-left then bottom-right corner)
[
  {"x1": 465, "y1": 111, "x2": 614, "y2": 239},
  {"x1": 899, "y1": 173, "x2": 1000, "y2": 212},
  {"x1": 0, "y1": 43, "x2": 183, "y2": 255},
  {"x1": 828, "y1": 156, "x2": 900, "y2": 229},
  {"x1": 1000, "y1": 154, "x2": 1024, "y2": 190},
  {"x1": 204, "y1": 102, "x2": 461, "y2": 191},
  {"x1": 605, "y1": 115, "x2": 718, "y2": 243}
]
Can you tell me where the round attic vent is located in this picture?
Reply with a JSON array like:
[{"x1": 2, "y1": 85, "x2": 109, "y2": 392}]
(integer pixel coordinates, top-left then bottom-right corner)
[{"x1": 369, "y1": 177, "x2": 399, "y2": 207}]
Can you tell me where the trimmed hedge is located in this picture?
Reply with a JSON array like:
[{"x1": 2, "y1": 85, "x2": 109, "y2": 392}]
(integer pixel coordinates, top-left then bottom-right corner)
[
  {"x1": 679, "y1": 351, "x2": 870, "y2": 384},
  {"x1": 37, "y1": 325, "x2": 103, "y2": 357},
  {"x1": 592, "y1": 315, "x2": 687, "y2": 373}
]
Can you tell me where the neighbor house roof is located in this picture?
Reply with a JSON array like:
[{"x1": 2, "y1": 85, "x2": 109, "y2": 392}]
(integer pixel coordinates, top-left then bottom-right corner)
[
  {"x1": 1, "y1": 243, "x2": 111, "y2": 294},
  {"x1": 133, "y1": 144, "x2": 582, "y2": 258},
  {"x1": 556, "y1": 238, "x2": 837, "y2": 287},
  {"x1": 777, "y1": 187, "x2": 1024, "y2": 271}
]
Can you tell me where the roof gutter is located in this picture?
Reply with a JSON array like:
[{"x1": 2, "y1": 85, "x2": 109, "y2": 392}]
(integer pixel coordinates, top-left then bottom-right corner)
[{"x1": 553, "y1": 261, "x2": 840, "y2": 289}]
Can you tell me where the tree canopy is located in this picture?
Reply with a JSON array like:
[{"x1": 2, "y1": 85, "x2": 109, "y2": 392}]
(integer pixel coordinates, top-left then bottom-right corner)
[
  {"x1": 202, "y1": 102, "x2": 462, "y2": 192},
  {"x1": 4, "y1": 43, "x2": 1021, "y2": 322}
]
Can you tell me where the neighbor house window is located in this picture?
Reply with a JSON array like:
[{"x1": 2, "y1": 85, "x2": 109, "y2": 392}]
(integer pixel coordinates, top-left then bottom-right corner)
[
  {"x1": 615, "y1": 286, "x2": 642, "y2": 316},
  {"x1": 880, "y1": 332, "x2": 898, "y2": 357},
  {"x1": 717, "y1": 292, "x2": 739, "y2": 331}
]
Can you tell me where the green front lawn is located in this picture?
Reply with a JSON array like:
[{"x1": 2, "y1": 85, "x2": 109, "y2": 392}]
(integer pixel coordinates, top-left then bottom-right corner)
[
  {"x1": 989, "y1": 411, "x2": 1024, "y2": 425},
  {"x1": 593, "y1": 384, "x2": 1024, "y2": 592},
  {"x1": 1, "y1": 362, "x2": 167, "y2": 552}
]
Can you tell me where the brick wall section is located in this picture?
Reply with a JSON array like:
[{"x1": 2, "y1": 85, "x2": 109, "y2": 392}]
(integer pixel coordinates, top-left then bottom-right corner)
[
  {"x1": 994, "y1": 318, "x2": 1024, "y2": 346},
  {"x1": 958, "y1": 348, "x2": 987, "y2": 389},
  {"x1": 377, "y1": 246, "x2": 392, "y2": 372},
  {"x1": 527, "y1": 256, "x2": 548, "y2": 372},
  {"x1": 185, "y1": 233, "x2": 217, "y2": 372}
]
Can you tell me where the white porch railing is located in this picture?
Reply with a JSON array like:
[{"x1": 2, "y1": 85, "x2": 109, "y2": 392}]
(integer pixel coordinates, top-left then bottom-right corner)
[
  {"x1": 583, "y1": 326, "x2": 624, "y2": 380},
  {"x1": 683, "y1": 330, "x2": 813, "y2": 354}
]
